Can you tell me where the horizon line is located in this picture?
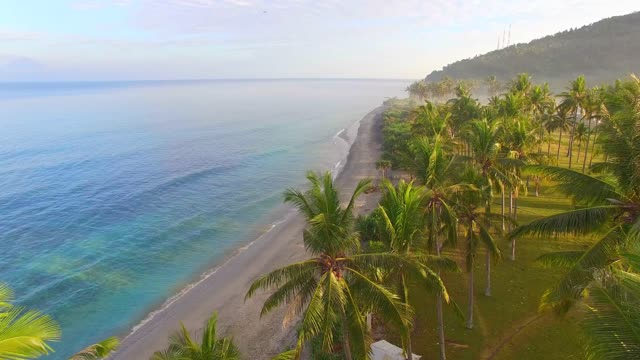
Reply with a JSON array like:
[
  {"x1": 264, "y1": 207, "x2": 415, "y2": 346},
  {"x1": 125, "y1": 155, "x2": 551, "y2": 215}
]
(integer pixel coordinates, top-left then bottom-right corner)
[{"x1": 0, "y1": 77, "x2": 416, "y2": 84}]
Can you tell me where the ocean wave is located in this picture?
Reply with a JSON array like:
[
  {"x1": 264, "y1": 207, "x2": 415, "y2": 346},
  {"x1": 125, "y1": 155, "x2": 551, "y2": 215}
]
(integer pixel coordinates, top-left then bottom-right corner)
[{"x1": 126, "y1": 209, "x2": 295, "y2": 336}]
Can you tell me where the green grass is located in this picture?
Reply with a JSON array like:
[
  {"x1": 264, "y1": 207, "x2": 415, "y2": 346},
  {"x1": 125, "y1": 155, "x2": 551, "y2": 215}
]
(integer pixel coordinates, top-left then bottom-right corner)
[{"x1": 389, "y1": 130, "x2": 602, "y2": 360}]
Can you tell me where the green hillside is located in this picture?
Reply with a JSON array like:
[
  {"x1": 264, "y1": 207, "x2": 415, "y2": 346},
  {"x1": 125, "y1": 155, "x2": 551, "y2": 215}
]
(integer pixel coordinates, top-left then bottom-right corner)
[{"x1": 426, "y1": 11, "x2": 640, "y2": 86}]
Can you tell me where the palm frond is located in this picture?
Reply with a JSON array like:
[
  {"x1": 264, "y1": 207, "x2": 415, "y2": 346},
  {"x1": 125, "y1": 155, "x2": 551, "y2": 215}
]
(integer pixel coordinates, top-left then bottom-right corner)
[
  {"x1": 540, "y1": 227, "x2": 626, "y2": 313},
  {"x1": 0, "y1": 284, "x2": 14, "y2": 309},
  {"x1": 0, "y1": 307, "x2": 61, "y2": 360},
  {"x1": 510, "y1": 205, "x2": 619, "y2": 239},
  {"x1": 536, "y1": 251, "x2": 585, "y2": 268},
  {"x1": 270, "y1": 350, "x2": 297, "y2": 360},
  {"x1": 523, "y1": 165, "x2": 624, "y2": 204},
  {"x1": 245, "y1": 260, "x2": 318, "y2": 301},
  {"x1": 68, "y1": 337, "x2": 119, "y2": 360},
  {"x1": 582, "y1": 287, "x2": 640, "y2": 359},
  {"x1": 345, "y1": 267, "x2": 412, "y2": 332}
]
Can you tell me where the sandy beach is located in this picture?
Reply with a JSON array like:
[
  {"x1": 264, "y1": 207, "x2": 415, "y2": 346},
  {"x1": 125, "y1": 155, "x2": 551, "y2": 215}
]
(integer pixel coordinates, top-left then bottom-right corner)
[{"x1": 112, "y1": 105, "x2": 385, "y2": 359}]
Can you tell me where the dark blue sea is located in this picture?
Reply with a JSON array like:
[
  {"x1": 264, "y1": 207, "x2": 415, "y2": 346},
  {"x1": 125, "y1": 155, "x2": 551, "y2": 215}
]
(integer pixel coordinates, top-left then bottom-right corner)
[{"x1": 0, "y1": 79, "x2": 406, "y2": 358}]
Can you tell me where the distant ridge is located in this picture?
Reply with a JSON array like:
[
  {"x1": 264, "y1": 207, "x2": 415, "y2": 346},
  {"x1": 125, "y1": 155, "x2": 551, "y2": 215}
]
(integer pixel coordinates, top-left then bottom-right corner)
[{"x1": 426, "y1": 11, "x2": 640, "y2": 86}]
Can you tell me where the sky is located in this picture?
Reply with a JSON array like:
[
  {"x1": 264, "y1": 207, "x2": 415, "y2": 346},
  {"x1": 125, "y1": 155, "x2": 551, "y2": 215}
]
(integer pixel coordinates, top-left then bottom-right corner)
[{"x1": 1, "y1": 0, "x2": 638, "y2": 81}]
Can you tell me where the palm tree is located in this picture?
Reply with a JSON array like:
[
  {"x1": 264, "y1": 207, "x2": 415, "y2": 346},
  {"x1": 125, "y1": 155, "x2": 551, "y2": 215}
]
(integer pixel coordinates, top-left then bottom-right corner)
[
  {"x1": 528, "y1": 83, "x2": 555, "y2": 153},
  {"x1": 463, "y1": 118, "x2": 511, "y2": 295},
  {"x1": 375, "y1": 160, "x2": 392, "y2": 180},
  {"x1": 0, "y1": 283, "x2": 61, "y2": 360},
  {"x1": 151, "y1": 312, "x2": 240, "y2": 360},
  {"x1": 573, "y1": 123, "x2": 588, "y2": 171},
  {"x1": 559, "y1": 75, "x2": 588, "y2": 169},
  {"x1": 376, "y1": 180, "x2": 454, "y2": 360},
  {"x1": 509, "y1": 73, "x2": 532, "y2": 96},
  {"x1": 406, "y1": 81, "x2": 429, "y2": 101},
  {"x1": 439, "y1": 77, "x2": 456, "y2": 101},
  {"x1": 580, "y1": 87, "x2": 605, "y2": 172},
  {"x1": 484, "y1": 76, "x2": 502, "y2": 97},
  {"x1": 246, "y1": 172, "x2": 412, "y2": 360},
  {"x1": 69, "y1": 337, "x2": 119, "y2": 360},
  {"x1": 447, "y1": 84, "x2": 481, "y2": 141},
  {"x1": 408, "y1": 133, "x2": 464, "y2": 359},
  {"x1": 454, "y1": 168, "x2": 501, "y2": 329},
  {"x1": 551, "y1": 107, "x2": 572, "y2": 163}
]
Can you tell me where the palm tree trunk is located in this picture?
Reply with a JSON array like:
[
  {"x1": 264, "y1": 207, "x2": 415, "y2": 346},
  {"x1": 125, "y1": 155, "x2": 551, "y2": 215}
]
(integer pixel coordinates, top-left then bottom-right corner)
[
  {"x1": 557, "y1": 129, "x2": 563, "y2": 163},
  {"x1": 341, "y1": 311, "x2": 353, "y2": 360},
  {"x1": 538, "y1": 126, "x2": 543, "y2": 153},
  {"x1": 589, "y1": 126, "x2": 598, "y2": 167},
  {"x1": 466, "y1": 219, "x2": 474, "y2": 330},
  {"x1": 501, "y1": 187, "x2": 505, "y2": 232},
  {"x1": 576, "y1": 141, "x2": 582, "y2": 172},
  {"x1": 568, "y1": 109, "x2": 578, "y2": 168},
  {"x1": 467, "y1": 257, "x2": 474, "y2": 329},
  {"x1": 485, "y1": 250, "x2": 491, "y2": 296},
  {"x1": 401, "y1": 275, "x2": 413, "y2": 360},
  {"x1": 547, "y1": 133, "x2": 552, "y2": 155},
  {"x1": 512, "y1": 194, "x2": 518, "y2": 261},
  {"x1": 435, "y1": 238, "x2": 447, "y2": 360},
  {"x1": 582, "y1": 117, "x2": 592, "y2": 172},
  {"x1": 508, "y1": 190, "x2": 513, "y2": 232},
  {"x1": 484, "y1": 202, "x2": 492, "y2": 296}
]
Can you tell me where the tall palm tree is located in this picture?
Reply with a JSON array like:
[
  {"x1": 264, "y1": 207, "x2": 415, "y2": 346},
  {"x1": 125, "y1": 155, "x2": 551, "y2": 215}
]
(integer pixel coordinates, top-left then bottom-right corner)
[
  {"x1": 150, "y1": 312, "x2": 240, "y2": 360},
  {"x1": 246, "y1": 172, "x2": 412, "y2": 360},
  {"x1": 579, "y1": 88, "x2": 601, "y2": 172},
  {"x1": 0, "y1": 283, "x2": 61, "y2": 360},
  {"x1": 454, "y1": 168, "x2": 501, "y2": 329},
  {"x1": 447, "y1": 84, "x2": 480, "y2": 141},
  {"x1": 509, "y1": 73, "x2": 532, "y2": 96},
  {"x1": 559, "y1": 75, "x2": 588, "y2": 169},
  {"x1": 406, "y1": 81, "x2": 429, "y2": 101},
  {"x1": 375, "y1": 160, "x2": 391, "y2": 180},
  {"x1": 463, "y1": 118, "x2": 511, "y2": 295},
  {"x1": 69, "y1": 337, "x2": 119, "y2": 360},
  {"x1": 484, "y1": 75, "x2": 502, "y2": 97},
  {"x1": 573, "y1": 123, "x2": 588, "y2": 171},
  {"x1": 409, "y1": 134, "x2": 464, "y2": 360},
  {"x1": 528, "y1": 83, "x2": 556, "y2": 153},
  {"x1": 552, "y1": 106, "x2": 572, "y2": 164},
  {"x1": 376, "y1": 180, "x2": 454, "y2": 360}
]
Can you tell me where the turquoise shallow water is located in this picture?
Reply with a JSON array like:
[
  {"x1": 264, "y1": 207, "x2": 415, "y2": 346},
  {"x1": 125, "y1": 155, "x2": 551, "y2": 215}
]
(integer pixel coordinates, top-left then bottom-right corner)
[{"x1": 0, "y1": 79, "x2": 406, "y2": 358}]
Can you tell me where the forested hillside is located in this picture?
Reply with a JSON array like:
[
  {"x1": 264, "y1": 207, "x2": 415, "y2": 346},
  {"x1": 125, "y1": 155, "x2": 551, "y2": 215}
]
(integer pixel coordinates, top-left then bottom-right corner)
[{"x1": 426, "y1": 12, "x2": 640, "y2": 87}]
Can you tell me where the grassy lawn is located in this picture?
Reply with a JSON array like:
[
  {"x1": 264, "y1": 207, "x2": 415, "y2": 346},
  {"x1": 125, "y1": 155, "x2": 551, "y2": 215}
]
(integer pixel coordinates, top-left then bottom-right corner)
[{"x1": 387, "y1": 131, "x2": 598, "y2": 359}]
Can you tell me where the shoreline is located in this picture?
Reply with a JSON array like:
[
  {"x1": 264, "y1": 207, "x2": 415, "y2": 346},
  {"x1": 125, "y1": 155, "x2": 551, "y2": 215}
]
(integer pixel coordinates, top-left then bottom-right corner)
[{"x1": 113, "y1": 105, "x2": 385, "y2": 359}]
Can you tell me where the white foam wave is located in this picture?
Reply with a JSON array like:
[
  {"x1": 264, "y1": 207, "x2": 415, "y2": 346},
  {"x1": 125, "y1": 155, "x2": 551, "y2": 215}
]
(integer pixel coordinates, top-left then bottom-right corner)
[{"x1": 126, "y1": 212, "x2": 293, "y2": 337}]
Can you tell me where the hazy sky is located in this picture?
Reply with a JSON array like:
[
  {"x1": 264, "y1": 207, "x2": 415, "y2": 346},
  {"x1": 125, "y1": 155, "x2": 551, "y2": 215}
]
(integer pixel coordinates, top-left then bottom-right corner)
[{"x1": 1, "y1": 0, "x2": 638, "y2": 81}]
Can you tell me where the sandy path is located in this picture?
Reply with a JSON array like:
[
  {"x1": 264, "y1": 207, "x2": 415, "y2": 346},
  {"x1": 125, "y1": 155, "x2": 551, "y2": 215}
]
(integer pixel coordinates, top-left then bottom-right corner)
[{"x1": 112, "y1": 105, "x2": 385, "y2": 359}]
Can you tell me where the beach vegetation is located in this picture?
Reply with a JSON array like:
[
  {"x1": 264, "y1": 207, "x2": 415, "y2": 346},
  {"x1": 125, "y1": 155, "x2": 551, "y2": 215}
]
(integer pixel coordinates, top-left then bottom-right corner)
[
  {"x1": 246, "y1": 172, "x2": 416, "y2": 360},
  {"x1": 0, "y1": 283, "x2": 61, "y2": 360},
  {"x1": 150, "y1": 312, "x2": 240, "y2": 360},
  {"x1": 68, "y1": 337, "x2": 119, "y2": 360}
]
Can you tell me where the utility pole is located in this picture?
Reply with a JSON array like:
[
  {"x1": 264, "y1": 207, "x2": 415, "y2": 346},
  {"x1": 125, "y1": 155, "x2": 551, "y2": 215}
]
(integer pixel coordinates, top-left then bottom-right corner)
[{"x1": 507, "y1": 24, "x2": 512, "y2": 47}]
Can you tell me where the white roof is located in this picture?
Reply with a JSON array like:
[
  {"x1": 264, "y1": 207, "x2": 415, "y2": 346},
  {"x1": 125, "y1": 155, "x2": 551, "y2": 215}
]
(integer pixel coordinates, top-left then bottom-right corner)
[{"x1": 370, "y1": 340, "x2": 422, "y2": 360}]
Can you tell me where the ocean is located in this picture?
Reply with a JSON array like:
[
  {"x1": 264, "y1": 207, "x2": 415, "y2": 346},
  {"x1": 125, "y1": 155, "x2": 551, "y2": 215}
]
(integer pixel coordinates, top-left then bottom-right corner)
[{"x1": 0, "y1": 79, "x2": 407, "y2": 358}]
